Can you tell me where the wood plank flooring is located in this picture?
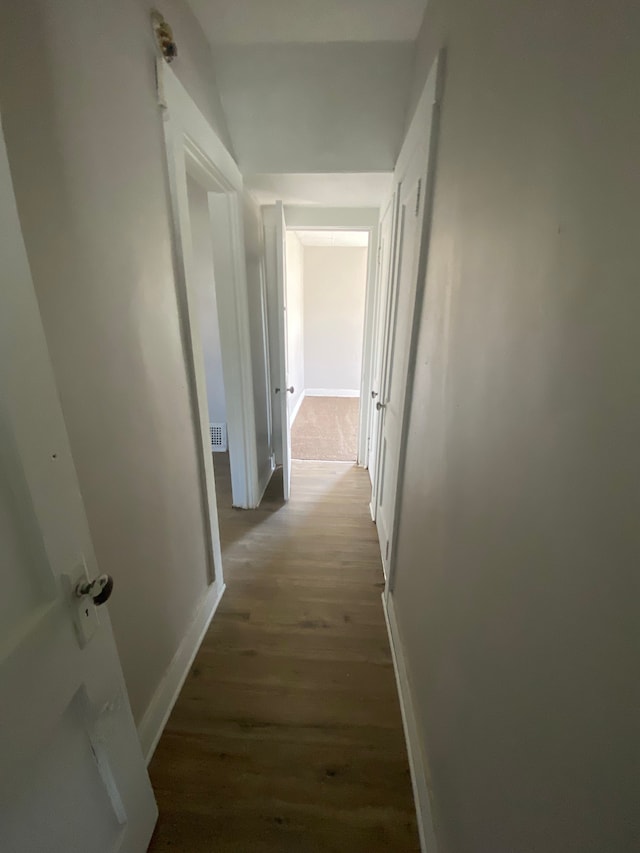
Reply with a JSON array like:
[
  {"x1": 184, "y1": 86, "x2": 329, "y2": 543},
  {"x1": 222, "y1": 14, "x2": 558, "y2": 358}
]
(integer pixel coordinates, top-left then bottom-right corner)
[{"x1": 147, "y1": 455, "x2": 419, "y2": 852}]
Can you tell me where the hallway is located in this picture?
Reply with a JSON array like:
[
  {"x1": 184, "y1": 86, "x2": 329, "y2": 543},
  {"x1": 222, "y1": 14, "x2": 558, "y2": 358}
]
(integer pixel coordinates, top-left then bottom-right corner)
[{"x1": 147, "y1": 457, "x2": 418, "y2": 852}]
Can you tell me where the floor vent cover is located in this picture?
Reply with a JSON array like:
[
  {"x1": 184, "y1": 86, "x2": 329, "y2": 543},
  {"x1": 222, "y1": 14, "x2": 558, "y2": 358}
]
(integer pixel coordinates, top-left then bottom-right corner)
[{"x1": 210, "y1": 423, "x2": 227, "y2": 452}]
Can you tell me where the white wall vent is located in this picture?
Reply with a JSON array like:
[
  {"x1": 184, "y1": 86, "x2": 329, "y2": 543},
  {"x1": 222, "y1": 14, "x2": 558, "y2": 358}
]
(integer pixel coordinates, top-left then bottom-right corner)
[{"x1": 210, "y1": 423, "x2": 227, "y2": 452}]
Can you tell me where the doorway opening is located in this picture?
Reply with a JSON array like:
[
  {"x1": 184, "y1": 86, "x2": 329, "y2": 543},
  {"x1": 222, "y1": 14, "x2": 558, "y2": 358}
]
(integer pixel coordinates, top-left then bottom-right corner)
[
  {"x1": 184, "y1": 173, "x2": 236, "y2": 529},
  {"x1": 263, "y1": 203, "x2": 380, "y2": 500},
  {"x1": 160, "y1": 58, "x2": 263, "y2": 616},
  {"x1": 284, "y1": 229, "x2": 369, "y2": 463}
]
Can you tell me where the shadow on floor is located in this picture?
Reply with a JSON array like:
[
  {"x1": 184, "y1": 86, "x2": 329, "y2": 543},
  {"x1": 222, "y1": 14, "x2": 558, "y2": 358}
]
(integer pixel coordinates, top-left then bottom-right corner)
[{"x1": 212, "y1": 452, "x2": 286, "y2": 550}]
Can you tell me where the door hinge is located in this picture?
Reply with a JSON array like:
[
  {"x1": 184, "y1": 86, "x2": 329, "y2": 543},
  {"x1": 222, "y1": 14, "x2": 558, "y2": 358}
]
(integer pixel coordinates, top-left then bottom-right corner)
[
  {"x1": 415, "y1": 179, "x2": 422, "y2": 217},
  {"x1": 385, "y1": 539, "x2": 390, "y2": 561}
]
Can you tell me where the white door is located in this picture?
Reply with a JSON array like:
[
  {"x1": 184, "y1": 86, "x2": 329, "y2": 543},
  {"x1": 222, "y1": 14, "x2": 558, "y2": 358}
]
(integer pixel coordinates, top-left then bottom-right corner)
[
  {"x1": 274, "y1": 201, "x2": 293, "y2": 500},
  {"x1": 0, "y1": 120, "x2": 157, "y2": 852},
  {"x1": 373, "y1": 57, "x2": 442, "y2": 577},
  {"x1": 367, "y1": 193, "x2": 398, "y2": 505}
]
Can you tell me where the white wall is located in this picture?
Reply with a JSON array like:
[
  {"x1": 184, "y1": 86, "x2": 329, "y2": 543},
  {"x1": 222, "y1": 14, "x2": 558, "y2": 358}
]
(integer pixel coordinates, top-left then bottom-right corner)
[
  {"x1": 391, "y1": 1, "x2": 639, "y2": 850},
  {"x1": 303, "y1": 247, "x2": 368, "y2": 393},
  {"x1": 284, "y1": 232, "x2": 305, "y2": 418},
  {"x1": 285, "y1": 207, "x2": 380, "y2": 229},
  {"x1": 0, "y1": 0, "x2": 236, "y2": 726},
  {"x1": 212, "y1": 42, "x2": 414, "y2": 173},
  {"x1": 187, "y1": 176, "x2": 227, "y2": 426}
]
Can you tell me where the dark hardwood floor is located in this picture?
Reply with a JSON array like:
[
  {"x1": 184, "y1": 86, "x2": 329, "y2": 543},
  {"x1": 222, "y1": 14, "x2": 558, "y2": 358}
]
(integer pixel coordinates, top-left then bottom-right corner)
[{"x1": 147, "y1": 454, "x2": 419, "y2": 852}]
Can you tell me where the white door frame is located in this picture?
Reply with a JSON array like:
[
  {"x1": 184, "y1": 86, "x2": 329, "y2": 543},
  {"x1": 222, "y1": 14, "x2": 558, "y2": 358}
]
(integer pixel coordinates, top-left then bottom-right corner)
[
  {"x1": 357, "y1": 225, "x2": 382, "y2": 467},
  {"x1": 379, "y1": 50, "x2": 446, "y2": 597},
  {"x1": 158, "y1": 60, "x2": 260, "y2": 571}
]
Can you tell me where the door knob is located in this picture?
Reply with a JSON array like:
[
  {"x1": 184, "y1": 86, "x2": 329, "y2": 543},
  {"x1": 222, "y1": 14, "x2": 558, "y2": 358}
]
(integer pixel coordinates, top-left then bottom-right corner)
[
  {"x1": 371, "y1": 390, "x2": 378, "y2": 399},
  {"x1": 286, "y1": 386, "x2": 295, "y2": 394},
  {"x1": 75, "y1": 574, "x2": 114, "y2": 606},
  {"x1": 376, "y1": 401, "x2": 386, "y2": 411}
]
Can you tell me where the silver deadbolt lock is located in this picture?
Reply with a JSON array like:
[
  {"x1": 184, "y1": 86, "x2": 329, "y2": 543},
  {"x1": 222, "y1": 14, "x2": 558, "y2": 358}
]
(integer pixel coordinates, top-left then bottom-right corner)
[{"x1": 75, "y1": 574, "x2": 114, "y2": 606}]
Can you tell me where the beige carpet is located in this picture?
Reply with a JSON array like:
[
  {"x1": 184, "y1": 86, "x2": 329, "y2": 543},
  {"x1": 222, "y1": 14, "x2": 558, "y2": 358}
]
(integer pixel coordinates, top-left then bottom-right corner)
[{"x1": 291, "y1": 396, "x2": 360, "y2": 461}]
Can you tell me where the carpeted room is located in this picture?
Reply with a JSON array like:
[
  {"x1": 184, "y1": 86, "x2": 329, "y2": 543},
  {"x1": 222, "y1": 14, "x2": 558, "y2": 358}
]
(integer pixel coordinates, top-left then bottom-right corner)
[{"x1": 284, "y1": 229, "x2": 369, "y2": 462}]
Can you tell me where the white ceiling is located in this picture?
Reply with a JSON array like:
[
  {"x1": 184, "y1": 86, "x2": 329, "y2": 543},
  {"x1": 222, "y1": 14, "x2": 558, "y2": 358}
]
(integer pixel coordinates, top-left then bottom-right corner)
[
  {"x1": 245, "y1": 172, "x2": 393, "y2": 208},
  {"x1": 188, "y1": 0, "x2": 428, "y2": 45},
  {"x1": 293, "y1": 230, "x2": 370, "y2": 248}
]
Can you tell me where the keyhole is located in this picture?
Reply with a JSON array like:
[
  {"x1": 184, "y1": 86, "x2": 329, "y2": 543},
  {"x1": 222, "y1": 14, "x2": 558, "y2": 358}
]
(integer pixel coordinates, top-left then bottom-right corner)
[{"x1": 85, "y1": 608, "x2": 89, "y2": 618}]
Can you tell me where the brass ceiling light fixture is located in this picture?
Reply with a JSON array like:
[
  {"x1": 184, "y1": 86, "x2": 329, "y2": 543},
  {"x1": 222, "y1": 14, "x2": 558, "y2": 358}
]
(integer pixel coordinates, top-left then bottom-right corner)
[{"x1": 151, "y1": 10, "x2": 177, "y2": 63}]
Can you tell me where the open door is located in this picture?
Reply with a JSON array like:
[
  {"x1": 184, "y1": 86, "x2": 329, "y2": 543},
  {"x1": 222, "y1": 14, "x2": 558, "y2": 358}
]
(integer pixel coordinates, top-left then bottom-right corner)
[
  {"x1": 374, "y1": 151, "x2": 424, "y2": 575},
  {"x1": 274, "y1": 202, "x2": 292, "y2": 500},
  {"x1": 0, "y1": 120, "x2": 157, "y2": 851},
  {"x1": 373, "y1": 54, "x2": 443, "y2": 578},
  {"x1": 368, "y1": 192, "x2": 398, "y2": 516},
  {"x1": 264, "y1": 201, "x2": 293, "y2": 501}
]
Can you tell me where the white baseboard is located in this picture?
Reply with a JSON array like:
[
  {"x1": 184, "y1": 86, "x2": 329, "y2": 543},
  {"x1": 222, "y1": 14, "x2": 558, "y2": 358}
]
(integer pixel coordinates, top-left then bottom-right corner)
[
  {"x1": 138, "y1": 580, "x2": 225, "y2": 764},
  {"x1": 305, "y1": 388, "x2": 360, "y2": 398},
  {"x1": 290, "y1": 390, "x2": 305, "y2": 425},
  {"x1": 382, "y1": 592, "x2": 437, "y2": 853}
]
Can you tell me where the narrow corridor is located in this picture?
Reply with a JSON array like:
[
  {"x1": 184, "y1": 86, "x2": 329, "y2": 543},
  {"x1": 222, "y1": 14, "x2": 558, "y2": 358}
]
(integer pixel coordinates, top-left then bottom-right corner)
[{"x1": 148, "y1": 457, "x2": 418, "y2": 852}]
